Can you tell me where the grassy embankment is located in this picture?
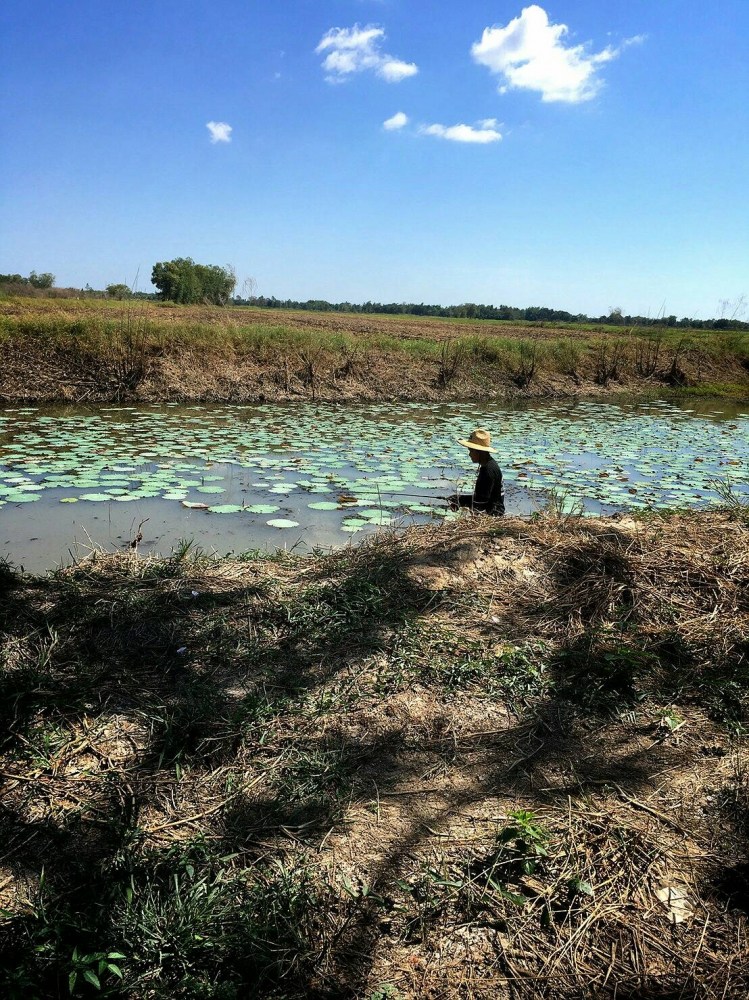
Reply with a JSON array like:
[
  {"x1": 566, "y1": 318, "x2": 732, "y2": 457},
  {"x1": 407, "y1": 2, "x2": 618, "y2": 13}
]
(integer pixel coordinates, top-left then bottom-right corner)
[
  {"x1": 1, "y1": 506, "x2": 748, "y2": 997},
  {"x1": 1, "y1": 296, "x2": 748, "y2": 403}
]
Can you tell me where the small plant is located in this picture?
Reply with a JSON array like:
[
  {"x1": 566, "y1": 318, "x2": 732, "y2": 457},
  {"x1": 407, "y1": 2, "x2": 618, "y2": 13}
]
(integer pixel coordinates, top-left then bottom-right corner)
[
  {"x1": 436, "y1": 339, "x2": 465, "y2": 387},
  {"x1": 550, "y1": 337, "x2": 583, "y2": 380},
  {"x1": 109, "y1": 306, "x2": 153, "y2": 398},
  {"x1": 509, "y1": 338, "x2": 544, "y2": 388},
  {"x1": 496, "y1": 643, "x2": 553, "y2": 707},
  {"x1": 634, "y1": 330, "x2": 663, "y2": 377},
  {"x1": 660, "y1": 710, "x2": 685, "y2": 733},
  {"x1": 296, "y1": 343, "x2": 325, "y2": 399},
  {"x1": 271, "y1": 743, "x2": 351, "y2": 820},
  {"x1": 496, "y1": 810, "x2": 550, "y2": 875},
  {"x1": 0, "y1": 555, "x2": 19, "y2": 594},
  {"x1": 555, "y1": 619, "x2": 657, "y2": 715},
  {"x1": 664, "y1": 336, "x2": 693, "y2": 386},
  {"x1": 67, "y1": 948, "x2": 125, "y2": 994},
  {"x1": 593, "y1": 338, "x2": 625, "y2": 385},
  {"x1": 567, "y1": 876, "x2": 595, "y2": 898},
  {"x1": 539, "y1": 486, "x2": 584, "y2": 520},
  {"x1": 707, "y1": 477, "x2": 749, "y2": 524},
  {"x1": 368, "y1": 985, "x2": 404, "y2": 1000}
]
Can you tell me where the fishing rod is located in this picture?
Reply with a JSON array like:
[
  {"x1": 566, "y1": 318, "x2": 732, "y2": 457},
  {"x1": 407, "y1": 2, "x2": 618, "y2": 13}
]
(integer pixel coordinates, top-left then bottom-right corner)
[{"x1": 253, "y1": 485, "x2": 454, "y2": 503}]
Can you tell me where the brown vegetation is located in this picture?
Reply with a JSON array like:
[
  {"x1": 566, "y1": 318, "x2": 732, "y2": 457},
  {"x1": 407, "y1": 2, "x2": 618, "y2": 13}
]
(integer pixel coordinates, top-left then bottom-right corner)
[
  {"x1": 1, "y1": 297, "x2": 747, "y2": 403},
  {"x1": 1, "y1": 510, "x2": 747, "y2": 996}
]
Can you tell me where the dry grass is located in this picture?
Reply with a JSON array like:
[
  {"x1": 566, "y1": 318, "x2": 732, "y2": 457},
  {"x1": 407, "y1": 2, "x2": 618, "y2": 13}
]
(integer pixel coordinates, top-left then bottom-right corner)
[
  {"x1": 1, "y1": 296, "x2": 747, "y2": 403},
  {"x1": 1, "y1": 509, "x2": 747, "y2": 996}
]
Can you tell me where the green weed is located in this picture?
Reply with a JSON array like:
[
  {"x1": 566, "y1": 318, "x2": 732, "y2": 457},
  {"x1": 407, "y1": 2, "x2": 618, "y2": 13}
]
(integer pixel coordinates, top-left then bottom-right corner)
[
  {"x1": 1, "y1": 841, "x2": 328, "y2": 998},
  {"x1": 549, "y1": 337, "x2": 585, "y2": 378},
  {"x1": 555, "y1": 628, "x2": 655, "y2": 714}
]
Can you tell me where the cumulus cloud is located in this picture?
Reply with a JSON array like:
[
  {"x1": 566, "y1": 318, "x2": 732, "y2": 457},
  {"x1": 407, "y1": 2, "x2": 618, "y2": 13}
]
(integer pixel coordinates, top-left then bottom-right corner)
[
  {"x1": 379, "y1": 58, "x2": 419, "y2": 83},
  {"x1": 419, "y1": 120, "x2": 502, "y2": 144},
  {"x1": 471, "y1": 5, "x2": 641, "y2": 103},
  {"x1": 206, "y1": 121, "x2": 232, "y2": 143},
  {"x1": 316, "y1": 24, "x2": 418, "y2": 84},
  {"x1": 383, "y1": 111, "x2": 409, "y2": 130}
]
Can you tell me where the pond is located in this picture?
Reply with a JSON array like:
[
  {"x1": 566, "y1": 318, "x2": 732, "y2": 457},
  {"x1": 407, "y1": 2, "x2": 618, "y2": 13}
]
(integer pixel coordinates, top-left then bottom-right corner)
[{"x1": 1, "y1": 398, "x2": 747, "y2": 573}]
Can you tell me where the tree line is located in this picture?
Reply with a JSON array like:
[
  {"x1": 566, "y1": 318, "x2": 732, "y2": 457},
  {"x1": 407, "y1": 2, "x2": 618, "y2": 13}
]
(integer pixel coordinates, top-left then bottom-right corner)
[
  {"x1": 1, "y1": 261, "x2": 747, "y2": 329},
  {"x1": 0, "y1": 271, "x2": 55, "y2": 290},
  {"x1": 237, "y1": 295, "x2": 749, "y2": 331}
]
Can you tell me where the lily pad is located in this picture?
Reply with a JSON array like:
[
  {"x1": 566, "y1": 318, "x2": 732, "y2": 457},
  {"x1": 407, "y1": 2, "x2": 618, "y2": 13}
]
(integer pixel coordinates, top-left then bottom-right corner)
[{"x1": 266, "y1": 519, "x2": 300, "y2": 528}]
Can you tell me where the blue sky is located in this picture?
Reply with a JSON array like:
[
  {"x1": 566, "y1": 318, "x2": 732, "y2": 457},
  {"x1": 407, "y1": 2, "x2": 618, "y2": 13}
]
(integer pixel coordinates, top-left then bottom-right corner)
[{"x1": 1, "y1": 1, "x2": 747, "y2": 318}]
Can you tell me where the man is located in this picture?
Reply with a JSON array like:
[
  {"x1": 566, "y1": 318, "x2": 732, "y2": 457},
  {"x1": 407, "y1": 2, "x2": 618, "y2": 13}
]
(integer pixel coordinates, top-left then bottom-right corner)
[{"x1": 449, "y1": 427, "x2": 505, "y2": 516}]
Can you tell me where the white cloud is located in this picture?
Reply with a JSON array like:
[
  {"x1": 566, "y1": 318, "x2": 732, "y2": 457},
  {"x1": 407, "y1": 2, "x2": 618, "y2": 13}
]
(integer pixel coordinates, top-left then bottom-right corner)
[
  {"x1": 206, "y1": 121, "x2": 232, "y2": 143},
  {"x1": 383, "y1": 111, "x2": 409, "y2": 130},
  {"x1": 379, "y1": 58, "x2": 418, "y2": 83},
  {"x1": 316, "y1": 24, "x2": 418, "y2": 84},
  {"x1": 419, "y1": 120, "x2": 502, "y2": 144},
  {"x1": 471, "y1": 5, "x2": 641, "y2": 103}
]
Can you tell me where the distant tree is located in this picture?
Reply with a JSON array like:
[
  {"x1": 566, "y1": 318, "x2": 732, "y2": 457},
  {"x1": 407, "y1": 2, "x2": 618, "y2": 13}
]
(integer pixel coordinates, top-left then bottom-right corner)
[
  {"x1": 607, "y1": 307, "x2": 625, "y2": 325},
  {"x1": 151, "y1": 258, "x2": 236, "y2": 305},
  {"x1": 28, "y1": 271, "x2": 55, "y2": 289},
  {"x1": 0, "y1": 272, "x2": 55, "y2": 289},
  {"x1": 106, "y1": 283, "x2": 132, "y2": 300},
  {"x1": 237, "y1": 275, "x2": 258, "y2": 304}
]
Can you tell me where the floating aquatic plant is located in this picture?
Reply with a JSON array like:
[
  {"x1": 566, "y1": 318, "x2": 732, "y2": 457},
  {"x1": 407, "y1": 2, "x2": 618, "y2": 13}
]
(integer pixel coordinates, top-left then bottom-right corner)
[{"x1": 1, "y1": 402, "x2": 747, "y2": 553}]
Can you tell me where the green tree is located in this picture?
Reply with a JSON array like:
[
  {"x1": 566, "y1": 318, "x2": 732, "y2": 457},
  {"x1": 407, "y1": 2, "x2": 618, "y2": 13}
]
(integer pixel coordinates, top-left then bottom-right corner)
[
  {"x1": 28, "y1": 271, "x2": 55, "y2": 289},
  {"x1": 151, "y1": 258, "x2": 235, "y2": 305},
  {"x1": 106, "y1": 283, "x2": 132, "y2": 299}
]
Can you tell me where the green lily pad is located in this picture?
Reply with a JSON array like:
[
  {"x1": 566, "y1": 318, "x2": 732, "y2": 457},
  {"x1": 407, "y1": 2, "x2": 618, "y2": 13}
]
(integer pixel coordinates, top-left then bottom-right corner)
[{"x1": 266, "y1": 519, "x2": 300, "y2": 528}]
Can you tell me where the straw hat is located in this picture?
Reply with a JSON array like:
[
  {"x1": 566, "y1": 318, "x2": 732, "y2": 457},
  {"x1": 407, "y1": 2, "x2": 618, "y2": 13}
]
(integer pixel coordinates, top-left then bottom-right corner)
[{"x1": 457, "y1": 428, "x2": 496, "y2": 452}]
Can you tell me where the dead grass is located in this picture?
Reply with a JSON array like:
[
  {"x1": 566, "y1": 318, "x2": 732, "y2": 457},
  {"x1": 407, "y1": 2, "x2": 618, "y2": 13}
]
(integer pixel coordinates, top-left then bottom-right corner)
[
  {"x1": 1, "y1": 297, "x2": 747, "y2": 403},
  {"x1": 1, "y1": 510, "x2": 747, "y2": 996}
]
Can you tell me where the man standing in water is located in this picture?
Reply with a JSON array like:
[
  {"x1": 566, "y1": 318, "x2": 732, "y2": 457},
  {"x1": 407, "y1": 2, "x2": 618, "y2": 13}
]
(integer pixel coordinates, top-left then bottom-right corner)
[{"x1": 449, "y1": 428, "x2": 505, "y2": 516}]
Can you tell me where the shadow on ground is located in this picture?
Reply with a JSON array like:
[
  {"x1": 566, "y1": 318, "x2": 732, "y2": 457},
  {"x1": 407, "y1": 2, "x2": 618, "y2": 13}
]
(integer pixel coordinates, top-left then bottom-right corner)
[{"x1": 1, "y1": 515, "x2": 747, "y2": 997}]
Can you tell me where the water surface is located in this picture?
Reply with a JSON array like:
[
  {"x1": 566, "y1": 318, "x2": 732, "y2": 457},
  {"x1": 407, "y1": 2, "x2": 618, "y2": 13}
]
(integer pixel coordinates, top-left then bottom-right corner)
[{"x1": 1, "y1": 398, "x2": 747, "y2": 573}]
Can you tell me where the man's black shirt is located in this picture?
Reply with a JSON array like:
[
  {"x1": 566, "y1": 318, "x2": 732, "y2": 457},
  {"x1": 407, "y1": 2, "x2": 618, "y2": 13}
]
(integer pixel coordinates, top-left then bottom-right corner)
[{"x1": 458, "y1": 456, "x2": 505, "y2": 515}]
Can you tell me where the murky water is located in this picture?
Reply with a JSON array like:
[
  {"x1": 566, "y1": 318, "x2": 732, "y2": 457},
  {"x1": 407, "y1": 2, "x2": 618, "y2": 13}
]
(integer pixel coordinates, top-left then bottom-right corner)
[{"x1": 1, "y1": 398, "x2": 747, "y2": 573}]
